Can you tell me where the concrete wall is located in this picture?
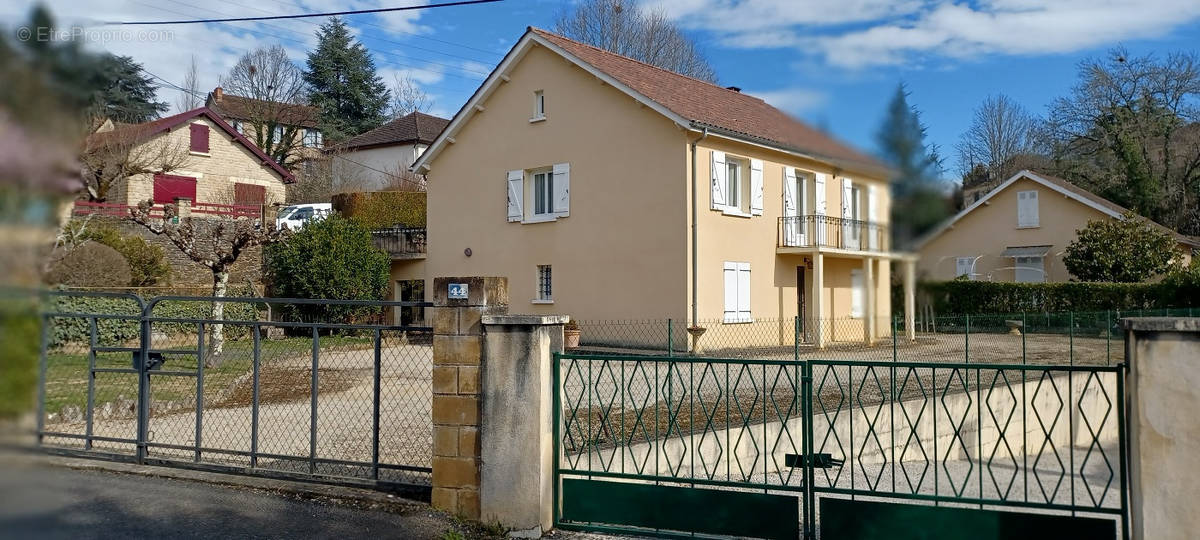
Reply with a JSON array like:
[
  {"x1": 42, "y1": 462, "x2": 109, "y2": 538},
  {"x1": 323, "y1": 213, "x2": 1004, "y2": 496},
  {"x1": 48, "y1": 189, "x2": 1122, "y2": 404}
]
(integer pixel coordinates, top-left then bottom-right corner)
[
  {"x1": 114, "y1": 116, "x2": 287, "y2": 207},
  {"x1": 425, "y1": 45, "x2": 689, "y2": 323},
  {"x1": 1124, "y1": 318, "x2": 1200, "y2": 540}
]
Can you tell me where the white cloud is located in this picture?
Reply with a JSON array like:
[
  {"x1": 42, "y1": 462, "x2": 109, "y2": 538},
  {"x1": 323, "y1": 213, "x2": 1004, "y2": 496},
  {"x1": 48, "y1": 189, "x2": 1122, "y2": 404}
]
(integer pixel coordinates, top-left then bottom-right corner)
[
  {"x1": 748, "y1": 87, "x2": 827, "y2": 115},
  {"x1": 1, "y1": 0, "x2": 443, "y2": 113},
  {"x1": 656, "y1": 0, "x2": 1200, "y2": 68}
]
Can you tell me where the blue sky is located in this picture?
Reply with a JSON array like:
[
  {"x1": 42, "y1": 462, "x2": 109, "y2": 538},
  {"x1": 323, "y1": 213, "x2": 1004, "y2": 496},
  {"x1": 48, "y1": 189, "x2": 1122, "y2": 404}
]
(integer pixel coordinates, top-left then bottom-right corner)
[{"x1": 5, "y1": 0, "x2": 1200, "y2": 181}]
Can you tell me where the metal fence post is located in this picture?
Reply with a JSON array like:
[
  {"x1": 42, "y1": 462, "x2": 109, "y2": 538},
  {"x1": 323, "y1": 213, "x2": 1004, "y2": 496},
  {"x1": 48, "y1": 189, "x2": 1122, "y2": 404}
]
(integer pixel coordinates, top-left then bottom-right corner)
[
  {"x1": 964, "y1": 314, "x2": 970, "y2": 364},
  {"x1": 310, "y1": 326, "x2": 319, "y2": 475},
  {"x1": 1021, "y1": 311, "x2": 1027, "y2": 365},
  {"x1": 251, "y1": 323, "x2": 260, "y2": 469},
  {"x1": 36, "y1": 312, "x2": 49, "y2": 447},
  {"x1": 892, "y1": 315, "x2": 898, "y2": 362},
  {"x1": 372, "y1": 328, "x2": 382, "y2": 481},
  {"x1": 1069, "y1": 311, "x2": 1074, "y2": 366},
  {"x1": 136, "y1": 310, "x2": 152, "y2": 464}
]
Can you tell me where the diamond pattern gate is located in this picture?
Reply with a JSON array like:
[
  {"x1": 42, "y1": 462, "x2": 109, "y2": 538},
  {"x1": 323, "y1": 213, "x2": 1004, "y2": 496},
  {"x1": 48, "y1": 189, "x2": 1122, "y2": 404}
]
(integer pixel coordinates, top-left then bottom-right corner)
[
  {"x1": 36, "y1": 293, "x2": 435, "y2": 496},
  {"x1": 553, "y1": 351, "x2": 1129, "y2": 539}
]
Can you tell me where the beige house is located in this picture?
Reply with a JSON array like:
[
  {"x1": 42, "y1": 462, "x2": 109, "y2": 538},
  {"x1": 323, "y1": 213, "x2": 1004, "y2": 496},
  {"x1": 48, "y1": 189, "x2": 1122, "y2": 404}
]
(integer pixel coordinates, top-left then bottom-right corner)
[
  {"x1": 206, "y1": 87, "x2": 325, "y2": 179},
  {"x1": 86, "y1": 107, "x2": 293, "y2": 211},
  {"x1": 917, "y1": 170, "x2": 1197, "y2": 282},
  {"x1": 412, "y1": 28, "x2": 916, "y2": 347},
  {"x1": 332, "y1": 111, "x2": 448, "y2": 192}
]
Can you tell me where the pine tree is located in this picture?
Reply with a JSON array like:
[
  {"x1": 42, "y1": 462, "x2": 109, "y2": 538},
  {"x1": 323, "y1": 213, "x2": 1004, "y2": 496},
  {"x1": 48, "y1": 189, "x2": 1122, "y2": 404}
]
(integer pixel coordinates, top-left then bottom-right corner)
[
  {"x1": 876, "y1": 83, "x2": 949, "y2": 248},
  {"x1": 303, "y1": 17, "x2": 390, "y2": 142}
]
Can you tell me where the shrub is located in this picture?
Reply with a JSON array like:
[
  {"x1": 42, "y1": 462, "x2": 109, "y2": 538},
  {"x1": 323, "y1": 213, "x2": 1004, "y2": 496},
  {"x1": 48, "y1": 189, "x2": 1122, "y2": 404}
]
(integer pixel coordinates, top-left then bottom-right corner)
[
  {"x1": 80, "y1": 225, "x2": 171, "y2": 287},
  {"x1": 331, "y1": 191, "x2": 425, "y2": 229},
  {"x1": 45, "y1": 293, "x2": 257, "y2": 348},
  {"x1": 44, "y1": 241, "x2": 132, "y2": 287},
  {"x1": 1063, "y1": 213, "x2": 1182, "y2": 282},
  {"x1": 918, "y1": 275, "x2": 1200, "y2": 315},
  {"x1": 0, "y1": 299, "x2": 39, "y2": 418},
  {"x1": 265, "y1": 215, "x2": 390, "y2": 323}
]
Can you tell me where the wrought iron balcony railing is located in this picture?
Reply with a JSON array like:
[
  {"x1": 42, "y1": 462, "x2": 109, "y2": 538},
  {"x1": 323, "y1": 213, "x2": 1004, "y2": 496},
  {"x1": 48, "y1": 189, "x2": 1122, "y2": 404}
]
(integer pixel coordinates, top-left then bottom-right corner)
[
  {"x1": 371, "y1": 227, "x2": 427, "y2": 258},
  {"x1": 777, "y1": 215, "x2": 889, "y2": 252}
]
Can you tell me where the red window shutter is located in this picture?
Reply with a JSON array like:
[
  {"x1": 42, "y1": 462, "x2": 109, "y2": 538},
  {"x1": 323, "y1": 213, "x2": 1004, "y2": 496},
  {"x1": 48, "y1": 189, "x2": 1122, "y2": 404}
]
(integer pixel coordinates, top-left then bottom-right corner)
[
  {"x1": 189, "y1": 123, "x2": 209, "y2": 153},
  {"x1": 153, "y1": 174, "x2": 198, "y2": 204},
  {"x1": 234, "y1": 183, "x2": 266, "y2": 206}
]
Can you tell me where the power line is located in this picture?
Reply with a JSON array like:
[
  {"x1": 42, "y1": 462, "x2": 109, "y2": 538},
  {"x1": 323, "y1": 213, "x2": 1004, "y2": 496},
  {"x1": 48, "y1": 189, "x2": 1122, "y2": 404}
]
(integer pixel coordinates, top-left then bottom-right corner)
[{"x1": 102, "y1": 0, "x2": 502, "y2": 26}]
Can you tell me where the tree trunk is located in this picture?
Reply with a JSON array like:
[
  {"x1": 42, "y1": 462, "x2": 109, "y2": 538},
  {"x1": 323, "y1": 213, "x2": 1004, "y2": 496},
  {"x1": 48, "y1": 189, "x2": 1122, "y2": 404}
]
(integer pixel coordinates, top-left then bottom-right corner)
[{"x1": 207, "y1": 269, "x2": 229, "y2": 367}]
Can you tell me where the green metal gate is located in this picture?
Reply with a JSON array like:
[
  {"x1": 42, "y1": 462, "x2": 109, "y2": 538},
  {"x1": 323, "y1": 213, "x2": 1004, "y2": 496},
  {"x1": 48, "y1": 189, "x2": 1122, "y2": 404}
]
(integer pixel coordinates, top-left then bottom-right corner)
[{"x1": 552, "y1": 352, "x2": 1128, "y2": 539}]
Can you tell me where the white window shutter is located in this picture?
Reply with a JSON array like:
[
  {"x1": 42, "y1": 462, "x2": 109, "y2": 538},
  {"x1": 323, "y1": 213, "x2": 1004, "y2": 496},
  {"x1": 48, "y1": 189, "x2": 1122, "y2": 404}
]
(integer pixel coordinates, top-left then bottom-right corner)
[
  {"x1": 1028, "y1": 190, "x2": 1039, "y2": 226},
  {"x1": 1017, "y1": 192, "x2": 1027, "y2": 226},
  {"x1": 507, "y1": 170, "x2": 523, "y2": 222},
  {"x1": 1018, "y1": 190, "x2": 1039, "y2": 227},
  {"x1": 841, "y1": 178, "x2": 853, "y2": 219},
  {"x1": 782, "y1": 168, "x2": 797, "y2": 216},
  {"x1": 867, "y1": 184, "x2": 878, "y2": 249},
  {"x1": 710, "y1": 150, "x2": 726, "y2": 209},
  {"x1": 749, "y1": 159, "x2": 764, "y2": 215},
  {"x1": 552, "y1": 162, "x2": 570, "y2": 216},
  {"x1": 814, "y1": 173, "x2": 827, "y2": 215},
  {"x1": 737, "y1": 262, "x2": 751, "y2": 320},
  {"x1": 723, "y1": 262, "x2": 738, "y2": 321}
]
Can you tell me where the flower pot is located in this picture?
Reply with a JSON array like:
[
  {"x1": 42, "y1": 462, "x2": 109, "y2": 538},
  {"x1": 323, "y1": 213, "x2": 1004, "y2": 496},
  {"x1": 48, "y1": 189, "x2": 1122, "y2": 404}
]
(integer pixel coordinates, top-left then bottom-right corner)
[{"x1": 564, "y1": 328, "x2": 581, "y2": 349}]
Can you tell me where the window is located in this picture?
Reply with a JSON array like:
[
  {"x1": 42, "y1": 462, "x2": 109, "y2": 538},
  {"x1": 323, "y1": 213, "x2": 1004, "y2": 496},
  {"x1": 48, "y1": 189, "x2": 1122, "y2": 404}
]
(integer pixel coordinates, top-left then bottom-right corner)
[
  {"x1": 303, "y1": 129, "x2": 323, "y2": 147},
  {"x1": 398, "y1": 279, "x2": 425, "y2": 326},
  {"x1": 272, "y1": 125, "x2": 286, "y2": 143},
  {"x1": 532, "y1": 90, "x2": 545, "y2": 120},
  {"x1": 1015, "y1": 256, "x2": 1045, "y2": 283},
  {"x1": 536, "y1": 265, "x2": 553, "y2": 302},
  {"x1": 723, "y1": 262, "x2": 752, "y2": 323},
  {"x1": 508, "y1": 164, "x2": 569, "y2": 223},
  {"x1": 850, "y1": 269, "x2": 865, "y2": 318},
  {"x1": 955, "y1": 257, "x2": 976, "y2": 280},
  {"x1": 533, "y1": 170, "x2": 553, "y2": 216},
  {"x1": 726, "y1": 159, "x2": 741, "y2": 210},
  {"x1": 231, "y1": 120, "x2": 243, "y2": 134},
  {"x1": 1017, "y1": 190, "x2": 1039, "y2": 227},
  {"x1": 189, "y1": 123, "x2": 209, "y2": 154}
]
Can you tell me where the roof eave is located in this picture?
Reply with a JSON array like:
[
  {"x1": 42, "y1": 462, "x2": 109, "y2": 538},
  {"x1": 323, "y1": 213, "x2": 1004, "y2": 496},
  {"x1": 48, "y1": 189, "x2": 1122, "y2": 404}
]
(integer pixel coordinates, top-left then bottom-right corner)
[{"x1": 689, "y1": 122, "x2": 894, "y2": 180}]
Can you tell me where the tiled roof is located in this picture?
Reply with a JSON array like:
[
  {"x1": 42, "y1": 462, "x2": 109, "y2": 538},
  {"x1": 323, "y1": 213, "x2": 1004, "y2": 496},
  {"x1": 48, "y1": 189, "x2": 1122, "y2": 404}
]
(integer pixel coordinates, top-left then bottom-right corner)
[
  {"x1": 206, "y1": 92, "x2": 319, "y2": 129},
  {"x1": 530, "y1": 28, "x2": 889, "y2": 177},
  {"x1": 1028, "y1": 170, "x2": 1199, "y2": 247},
  {"x1": 85, "y1": 107, "x2": 295, "y2": 183},
  {"x1": 337, "y1": 111, "x2": 449, "y2": 151}
]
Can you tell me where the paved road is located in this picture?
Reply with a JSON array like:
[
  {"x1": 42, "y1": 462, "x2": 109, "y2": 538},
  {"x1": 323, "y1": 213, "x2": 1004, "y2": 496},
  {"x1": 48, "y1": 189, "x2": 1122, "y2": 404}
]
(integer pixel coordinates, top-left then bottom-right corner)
[{"x1": 0, "y1": 463, "x2": 450, "y2": 540}]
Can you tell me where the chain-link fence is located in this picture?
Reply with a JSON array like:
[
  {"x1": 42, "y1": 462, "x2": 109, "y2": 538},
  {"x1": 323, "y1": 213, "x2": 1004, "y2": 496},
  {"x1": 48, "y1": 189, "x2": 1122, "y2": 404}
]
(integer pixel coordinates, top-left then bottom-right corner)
[{"x1": 576, "y1": 307, "x2": 1200, "y2": 365}]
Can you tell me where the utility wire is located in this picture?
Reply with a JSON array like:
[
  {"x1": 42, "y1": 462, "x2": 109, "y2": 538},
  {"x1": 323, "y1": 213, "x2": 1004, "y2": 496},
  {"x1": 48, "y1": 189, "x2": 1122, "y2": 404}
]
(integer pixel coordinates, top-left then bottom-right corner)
[{"x1": 102, "y1": 0, "x2": 502, "y2": 26}]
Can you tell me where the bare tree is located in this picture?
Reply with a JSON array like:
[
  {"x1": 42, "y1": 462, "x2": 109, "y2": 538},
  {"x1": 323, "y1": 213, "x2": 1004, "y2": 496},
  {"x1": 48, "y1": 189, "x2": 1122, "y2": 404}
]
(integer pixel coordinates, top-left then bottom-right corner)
[
  {"x1": 554, "y1": 0, "x2": 717, "y2": 83},
  {"x1": 130, "y1": 201, "x2": 286, "y2": 363},
  {"x1": 955, "y1": 94, "x2": 1040, "y2": 182},
  {"x1": 286, "y1": 158, "x2": 335, "y2": 204},
  {"x1": 80, "y1": 128, "x2": 192, "y2": 202},
  {"x1": 388, "y1": 74, "x2": 432, "y2": 118},
  {"x1": 175, "y1": 56, "x2": 202, "y2": 112},
  {"x1": 1047, "y1": 47, "x2": 1200, "y2": 234},
  {"x1": 220, "y1": 45, "x2": 309, "y2": 171}
]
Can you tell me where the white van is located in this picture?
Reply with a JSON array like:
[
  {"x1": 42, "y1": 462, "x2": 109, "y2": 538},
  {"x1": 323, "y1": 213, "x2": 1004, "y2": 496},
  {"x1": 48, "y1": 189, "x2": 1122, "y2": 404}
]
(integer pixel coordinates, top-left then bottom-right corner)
[{"x1": 276, "y1": 203, "x2": 332, "y2": 230}]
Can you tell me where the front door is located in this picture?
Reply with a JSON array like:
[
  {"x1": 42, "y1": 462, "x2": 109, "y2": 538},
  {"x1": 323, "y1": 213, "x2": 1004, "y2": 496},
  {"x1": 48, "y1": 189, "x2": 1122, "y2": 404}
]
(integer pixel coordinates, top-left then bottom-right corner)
[{"x1": 797, "y1": 266, "x2": 806, "y2": 341}]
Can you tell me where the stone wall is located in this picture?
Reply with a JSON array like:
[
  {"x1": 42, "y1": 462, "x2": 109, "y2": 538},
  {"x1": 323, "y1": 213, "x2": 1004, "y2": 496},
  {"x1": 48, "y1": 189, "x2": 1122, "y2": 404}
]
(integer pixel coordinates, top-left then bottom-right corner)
[{"x1": 82, "y1": 215, "x2": 264, "y2": 287}]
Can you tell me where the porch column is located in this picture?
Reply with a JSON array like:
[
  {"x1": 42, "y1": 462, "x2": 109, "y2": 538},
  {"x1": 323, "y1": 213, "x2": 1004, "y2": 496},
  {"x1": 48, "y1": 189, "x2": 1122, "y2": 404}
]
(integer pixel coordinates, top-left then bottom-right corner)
[
  {"x1": 903, "y1": 258, "x2": 916, "y2": 342},
  {"x1": 812, "y1": 253, "x2": 824, "y2": 349},
  {"x1": 863, "y1": 257, "x2": 875, "y2": 345}
]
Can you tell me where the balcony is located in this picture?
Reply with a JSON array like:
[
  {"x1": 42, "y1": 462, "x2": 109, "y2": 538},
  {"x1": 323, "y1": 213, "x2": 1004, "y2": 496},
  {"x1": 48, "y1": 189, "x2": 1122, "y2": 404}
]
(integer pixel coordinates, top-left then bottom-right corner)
[
  {"x1": 371, "y1": 227, "x2": 426, "y2": 259},
  {"x1": 777, "y1": 215, "x2": 889, "y2": 253}
]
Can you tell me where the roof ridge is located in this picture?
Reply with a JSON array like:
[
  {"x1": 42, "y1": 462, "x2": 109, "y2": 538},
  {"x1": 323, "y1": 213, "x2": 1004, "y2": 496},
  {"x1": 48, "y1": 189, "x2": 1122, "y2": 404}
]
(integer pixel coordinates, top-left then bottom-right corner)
[{"x1": 528, "y1": 27, "x2": 759, "y2": 104}]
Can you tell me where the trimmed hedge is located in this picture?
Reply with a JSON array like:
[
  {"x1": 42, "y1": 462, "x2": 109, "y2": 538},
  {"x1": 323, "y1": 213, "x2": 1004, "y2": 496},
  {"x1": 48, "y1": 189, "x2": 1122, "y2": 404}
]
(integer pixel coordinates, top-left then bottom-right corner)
[
  {"x1": 0, "y1": 301, "x2": 39, "y2": 418},
  {"x1": 917, "y1": 275, "x2": 1200, "y2": 315},
  {"x1": 47, "y1": 294, "x2": 258, "y2": 348},
  {"x1": 331, "y1": 191, "x2": 425, "y2": 229}
]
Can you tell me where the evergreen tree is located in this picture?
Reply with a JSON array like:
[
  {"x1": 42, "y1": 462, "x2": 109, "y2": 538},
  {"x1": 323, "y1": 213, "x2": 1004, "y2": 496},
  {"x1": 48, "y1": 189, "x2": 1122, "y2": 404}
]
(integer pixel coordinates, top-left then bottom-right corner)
[
  {"x1": 303, "y1": 17, "x2": 390, "y2": 142},
  {"x1": 876, "y1": 83, "x2": 950, "y2": 248},
  {"x1": 16, "y1": 6, "x2": 166, "y2": 123}
]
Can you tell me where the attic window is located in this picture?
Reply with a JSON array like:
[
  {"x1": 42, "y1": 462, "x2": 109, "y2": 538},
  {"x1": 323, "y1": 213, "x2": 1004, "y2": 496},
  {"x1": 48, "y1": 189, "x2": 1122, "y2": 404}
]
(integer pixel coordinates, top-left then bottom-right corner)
[
  {"x1": 532, "y1": 90, "x2": 545, "y2": 121},
  {"x1": 189, "y1": 123, "x2": 210, "y2": 154}
]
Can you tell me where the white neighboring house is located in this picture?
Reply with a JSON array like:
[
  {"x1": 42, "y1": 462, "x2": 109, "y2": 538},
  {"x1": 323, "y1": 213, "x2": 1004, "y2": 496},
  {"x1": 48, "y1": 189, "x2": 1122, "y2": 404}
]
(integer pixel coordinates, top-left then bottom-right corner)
[{"x1": 330, "y1": 111, "x2": 449, "y2": 192}]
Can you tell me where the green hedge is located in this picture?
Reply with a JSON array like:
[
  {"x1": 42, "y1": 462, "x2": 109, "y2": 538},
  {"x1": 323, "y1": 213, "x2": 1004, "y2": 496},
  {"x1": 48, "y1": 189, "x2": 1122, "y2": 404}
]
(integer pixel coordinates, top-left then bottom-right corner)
[
  {"x1": 917, "y1": 275, "x2": 1200, "y2": 315},
  {"x1": 331, "y1": 191, "x2": 426, "y2": 229},
  {"x1": 0, "y1": 300, "x2": 39, "y2": 418},
  {"x1": 46, "y1": 294, "x2": 258, "y2": 348}
]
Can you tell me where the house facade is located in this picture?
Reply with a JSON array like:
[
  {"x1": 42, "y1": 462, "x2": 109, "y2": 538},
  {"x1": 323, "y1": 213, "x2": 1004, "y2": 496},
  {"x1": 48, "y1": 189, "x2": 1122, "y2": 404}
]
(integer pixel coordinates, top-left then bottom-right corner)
[
  {"x1": 206, "y1": 87, "x2": 325, "y2": 195},
  {"x1": 89, "y1": 108, "x2": 293, "y2": 210},
  {"x1": 413, "y1": 28, "x2": 916, "y2": 348},
  {"x1": 331, "y1": 111, "x2": 448, "y2": 192},
  {"x1": 917, "y1": 170, "x2": 1197, "y2": 282}
]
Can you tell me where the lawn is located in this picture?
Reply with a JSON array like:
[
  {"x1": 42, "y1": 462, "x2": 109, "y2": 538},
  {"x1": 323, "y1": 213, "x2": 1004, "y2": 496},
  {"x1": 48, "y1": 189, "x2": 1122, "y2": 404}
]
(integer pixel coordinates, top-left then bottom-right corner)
[{"x1": 43, "y1": 334, "x2": 375, "y2": 417}]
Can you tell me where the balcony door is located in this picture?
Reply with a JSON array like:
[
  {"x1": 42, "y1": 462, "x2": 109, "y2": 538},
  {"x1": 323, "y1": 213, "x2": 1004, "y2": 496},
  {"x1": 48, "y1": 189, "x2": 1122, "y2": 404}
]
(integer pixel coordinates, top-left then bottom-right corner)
[
  {"x1": 783, "y1": 169, "x2": 806, "y2": 247},
  {"x1": 842, "y1": 180, "x2": 863, "y2": 250}
]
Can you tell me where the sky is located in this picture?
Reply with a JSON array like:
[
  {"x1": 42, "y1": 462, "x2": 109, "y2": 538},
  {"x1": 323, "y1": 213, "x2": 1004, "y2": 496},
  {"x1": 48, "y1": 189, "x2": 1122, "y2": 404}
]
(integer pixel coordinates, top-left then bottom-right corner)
[{"x1": 4, "y1": 0, "x2": 1200, "y2": 182}]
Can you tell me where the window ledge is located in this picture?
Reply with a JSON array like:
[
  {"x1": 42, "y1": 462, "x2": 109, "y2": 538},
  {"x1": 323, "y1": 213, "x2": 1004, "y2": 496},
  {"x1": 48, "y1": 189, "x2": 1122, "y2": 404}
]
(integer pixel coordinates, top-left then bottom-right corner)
[
  {"x1": 531, "y1": 299, "x2": 555, "y2": 305},
  {"x1": 522, "y1": 214, "x2": 559, "y2": 224},
  {"x1": 529, "y1": 116, "x2": 547, "y2": 123},
  {"x1": 189, "y1": 151, "x2": 211, "y2": 157},
  {"x1": 1016, "y1": 225, "x2": 1040, "y2": 229},
  {"x1": 719, "y1": 207, "x2": 753, "y2": 218},
  {"x1": 722, "y1": 317, "x2": 755, "y2": 324}
]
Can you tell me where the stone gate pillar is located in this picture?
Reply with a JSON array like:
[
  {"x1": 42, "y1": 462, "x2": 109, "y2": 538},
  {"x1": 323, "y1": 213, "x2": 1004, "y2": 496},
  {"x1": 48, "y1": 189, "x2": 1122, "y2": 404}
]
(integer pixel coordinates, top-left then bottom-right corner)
[{"x1": 429, "y1": 276, "x2": 508, "y2": 519}]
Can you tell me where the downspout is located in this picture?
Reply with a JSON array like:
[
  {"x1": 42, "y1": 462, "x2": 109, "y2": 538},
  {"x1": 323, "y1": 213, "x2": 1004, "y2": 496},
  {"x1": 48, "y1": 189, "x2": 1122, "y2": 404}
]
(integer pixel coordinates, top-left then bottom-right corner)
[{"x1": 690, "y1": 127, "x2": 708, "y2": 329}]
